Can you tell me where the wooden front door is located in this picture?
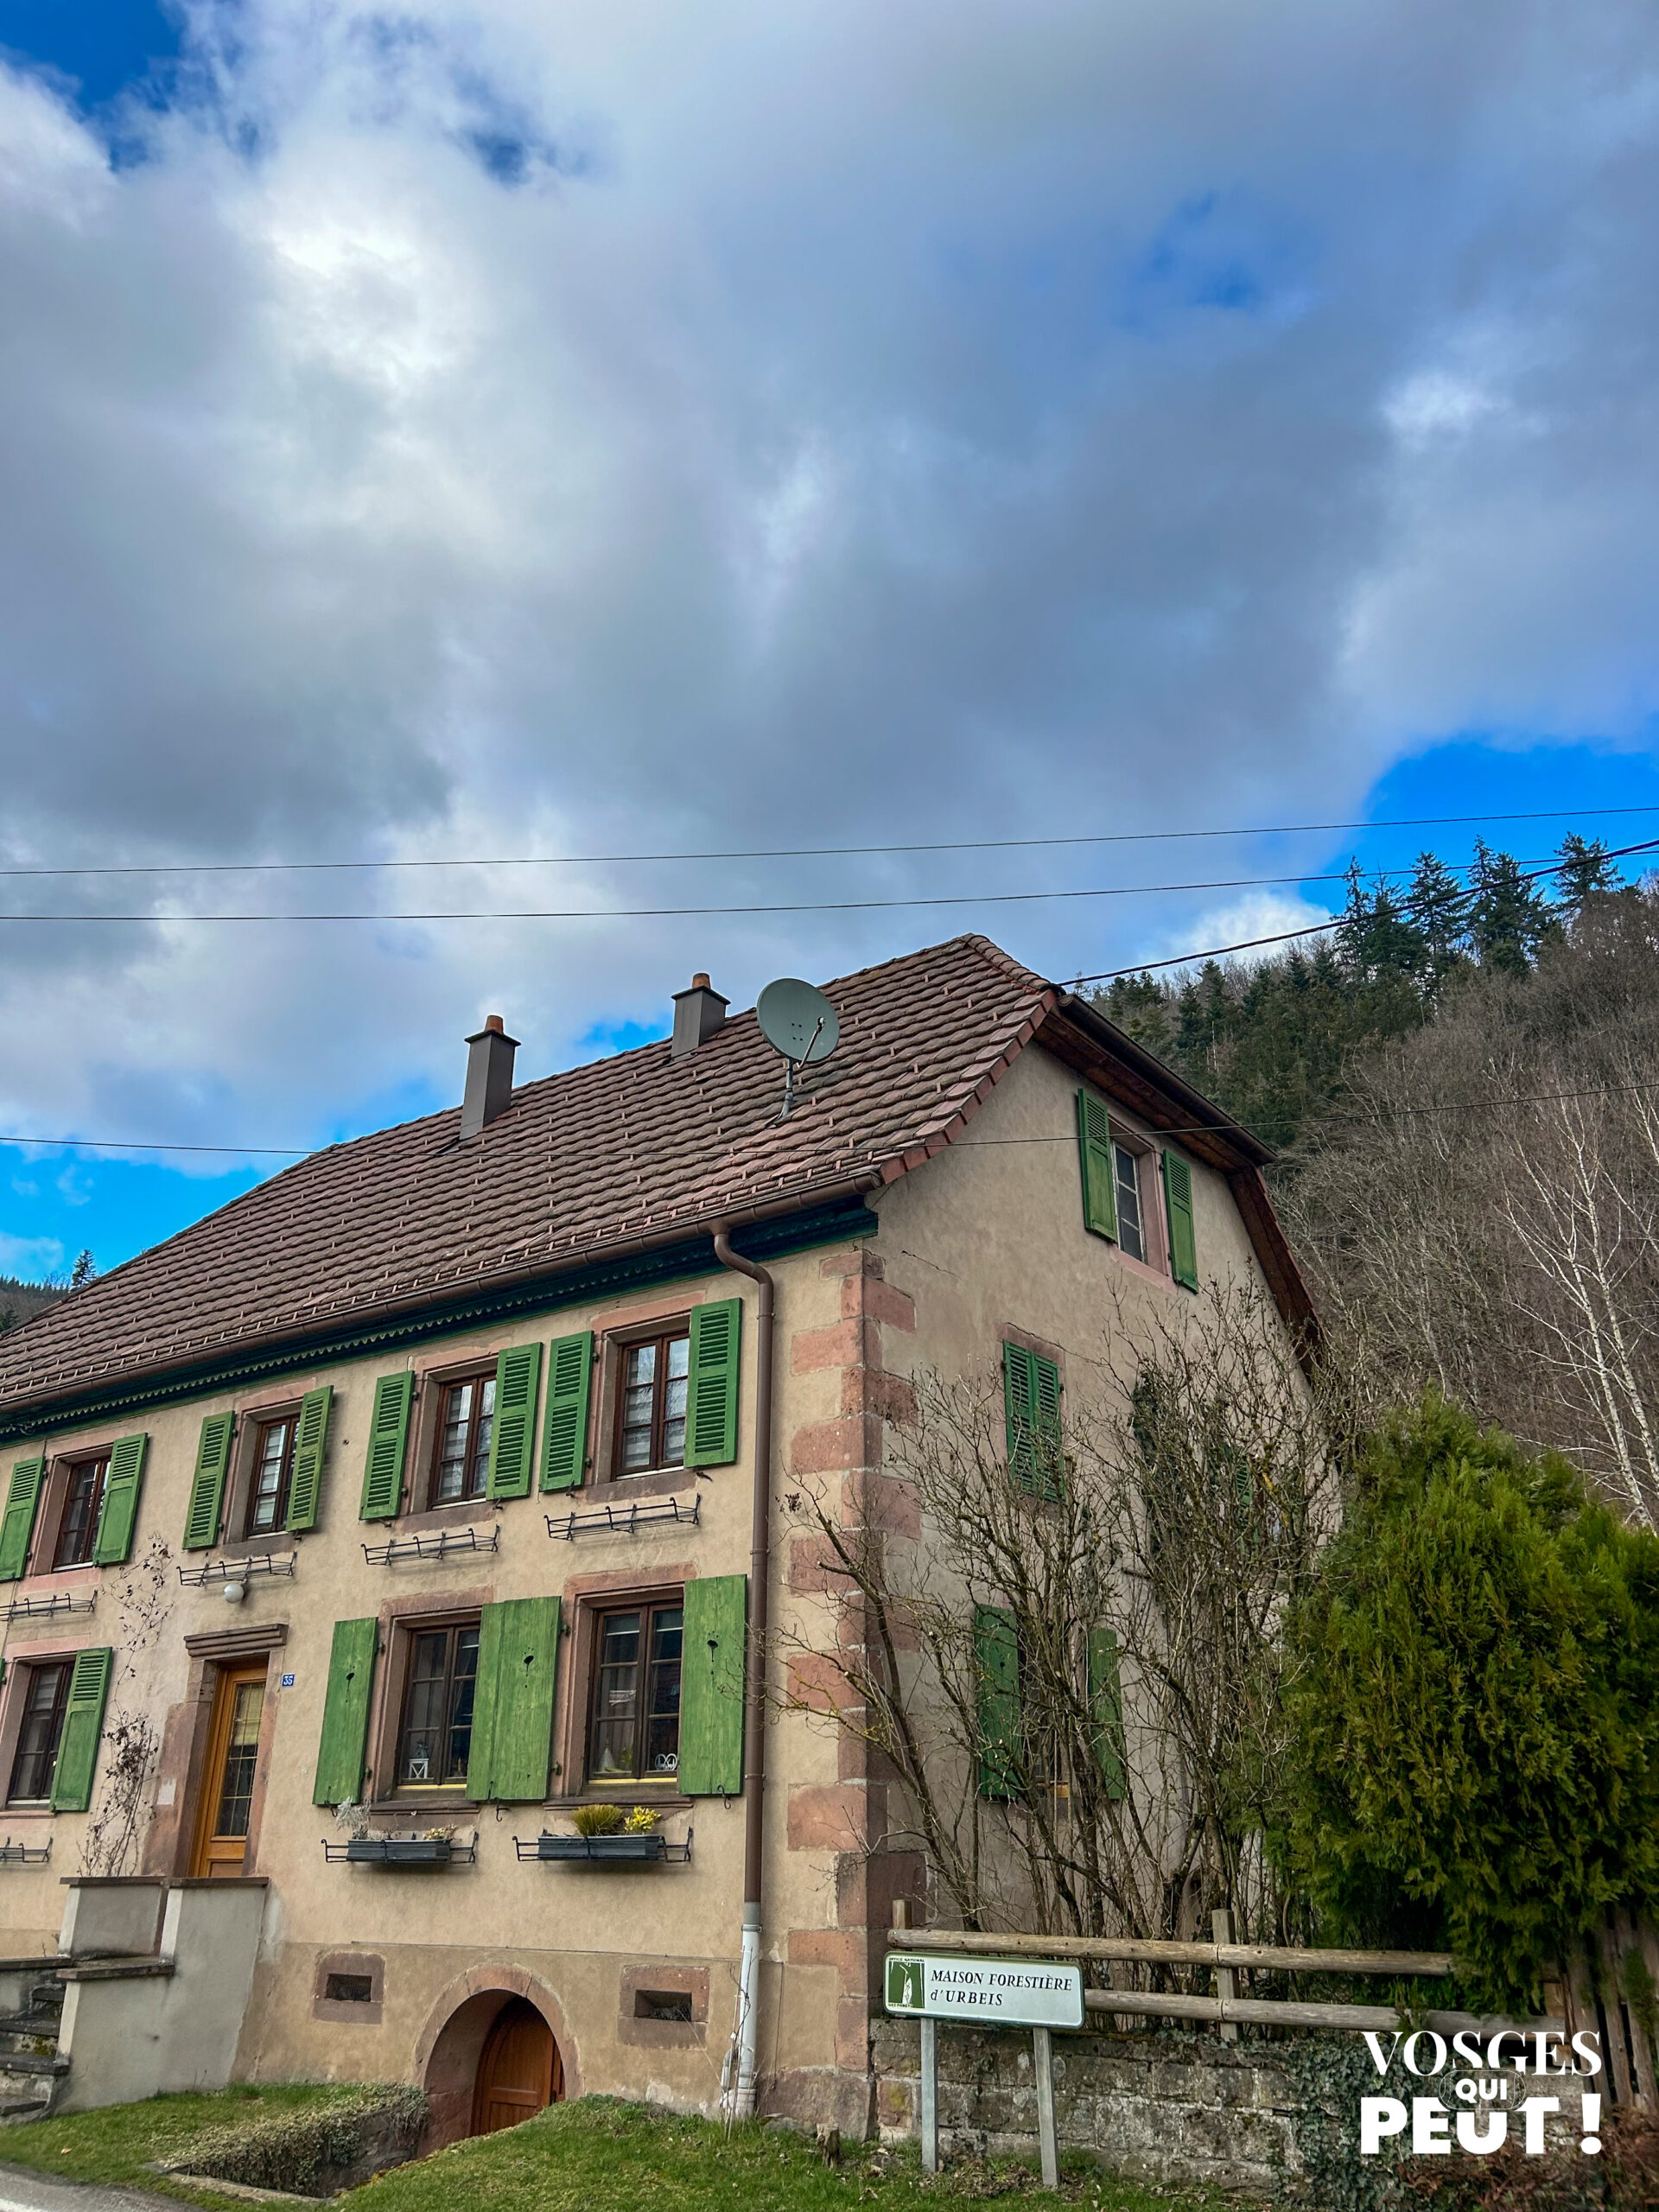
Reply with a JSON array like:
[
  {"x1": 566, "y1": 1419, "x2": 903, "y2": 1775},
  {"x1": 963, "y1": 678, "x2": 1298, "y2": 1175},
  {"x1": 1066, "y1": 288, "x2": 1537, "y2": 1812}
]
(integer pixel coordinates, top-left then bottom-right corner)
[
  {"x1": 190, "y1": 1664, "x2": 267, "y2": 1878},
  {"x1": 471, "y1": 1999, "x2": 559, "y2": 2135}
]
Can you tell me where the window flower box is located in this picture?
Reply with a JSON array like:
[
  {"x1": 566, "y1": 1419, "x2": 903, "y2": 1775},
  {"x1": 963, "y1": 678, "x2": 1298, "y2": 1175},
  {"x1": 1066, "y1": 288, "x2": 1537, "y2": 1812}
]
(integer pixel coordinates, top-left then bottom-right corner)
[
  {"x1": 322, "y1": 1835, "x2": 477, "y2": 1867},
  {"x1": 515, "y1": 1828, "x2": 693, "y2": 1866}
]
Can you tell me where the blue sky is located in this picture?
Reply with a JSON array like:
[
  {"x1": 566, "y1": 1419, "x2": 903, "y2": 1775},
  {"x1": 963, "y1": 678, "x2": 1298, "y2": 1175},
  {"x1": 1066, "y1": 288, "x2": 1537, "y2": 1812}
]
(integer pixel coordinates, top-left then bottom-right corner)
[{"x1": 3, "y1": 0, "x2": 1658, "y2": 1275}]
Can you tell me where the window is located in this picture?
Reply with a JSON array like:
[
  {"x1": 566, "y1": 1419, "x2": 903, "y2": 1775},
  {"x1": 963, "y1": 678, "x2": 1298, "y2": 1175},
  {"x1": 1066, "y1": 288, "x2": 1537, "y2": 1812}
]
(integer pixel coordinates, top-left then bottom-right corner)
[
  {"x1": 8, "y1": 1662, "x2": 72, "y2": 1802},
  {"x1": 325, "y1": 1972, "x2": 374, "y2": 2004},
  {"x1": 588, "y1": 1602, "x2": 683, "y2": 1782},
  {"x1": 618, "y1": 1334, "x2": 690, "y2": 1475},
  {"x1": 212, "y1": 1679, "x2": 266, "y2": 1842},
  {"x1": 429, "y1": 1376, "x2": 495, "y2": 1505},
  {"x1": 634, "y1": 1989, "x2": 693, "y2": 2022},
  {"x1": 54, "y1": 1457, "x2": 108, "y2": 1570},
  {"x1": 396, "y1": 1622, "x2": 480, "y2": 1786},
  {"x1": 1113, "y1": 1144, "x2": 1146, "y2": 1264},
  {"x1": 245, "y1": 1418, "x2": 296, "y2": 1536}
]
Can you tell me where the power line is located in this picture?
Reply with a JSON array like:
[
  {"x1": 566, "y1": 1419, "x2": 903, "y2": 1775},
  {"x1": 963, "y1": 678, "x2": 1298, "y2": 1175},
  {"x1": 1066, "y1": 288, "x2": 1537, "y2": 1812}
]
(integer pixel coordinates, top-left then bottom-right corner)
[
  {"x1": 0, "y1": 870, "x2": 1360, "y2": 924},
  {"x1": 1, "y1": 803, "x2": 1653, "y2": 880},
  {"x1": 0, "y1": 847, "x2": 1610, "y2": 926},
  {"x1": 1, "y1": 1137, "x2": 308, "y2": 1158}
]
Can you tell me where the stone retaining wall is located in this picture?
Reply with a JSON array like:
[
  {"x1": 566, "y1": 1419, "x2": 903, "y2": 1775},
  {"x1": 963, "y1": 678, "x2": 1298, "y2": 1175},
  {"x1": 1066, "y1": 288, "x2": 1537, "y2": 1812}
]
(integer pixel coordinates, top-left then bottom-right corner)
[{"x1": 869, "y1": 2018, "x2": 1299, "y2": 2196}]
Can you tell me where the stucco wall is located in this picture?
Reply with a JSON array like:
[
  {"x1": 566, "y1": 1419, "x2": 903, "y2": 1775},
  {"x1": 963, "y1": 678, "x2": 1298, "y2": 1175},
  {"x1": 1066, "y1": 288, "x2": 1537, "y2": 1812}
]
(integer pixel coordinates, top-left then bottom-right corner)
[{"x1": 0, "y1": 1035, "x2": 1301, "y2": 2133}]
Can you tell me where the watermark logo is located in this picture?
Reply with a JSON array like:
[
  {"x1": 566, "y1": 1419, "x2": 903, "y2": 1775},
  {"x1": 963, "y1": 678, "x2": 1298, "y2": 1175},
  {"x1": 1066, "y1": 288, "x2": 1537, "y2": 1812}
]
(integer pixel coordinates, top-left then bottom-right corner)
[{"x1": 1358, "y1": 2028, "x2": 1604, "y2": 2159}]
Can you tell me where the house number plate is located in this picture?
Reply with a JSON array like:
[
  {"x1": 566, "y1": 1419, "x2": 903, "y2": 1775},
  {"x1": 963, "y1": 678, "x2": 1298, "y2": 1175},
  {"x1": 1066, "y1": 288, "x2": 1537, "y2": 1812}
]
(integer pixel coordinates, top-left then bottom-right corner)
[{"x1": 885, "y1": 1953, "x2": 1084, "y2": 2028}]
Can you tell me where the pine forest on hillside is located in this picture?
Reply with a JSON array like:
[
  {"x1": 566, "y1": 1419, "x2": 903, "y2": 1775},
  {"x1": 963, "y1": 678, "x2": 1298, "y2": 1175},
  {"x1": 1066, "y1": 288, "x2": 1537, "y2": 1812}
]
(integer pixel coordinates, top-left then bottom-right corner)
[{"x1": 1094, "y1": 836, "x2": 1659, "y2": 1528}]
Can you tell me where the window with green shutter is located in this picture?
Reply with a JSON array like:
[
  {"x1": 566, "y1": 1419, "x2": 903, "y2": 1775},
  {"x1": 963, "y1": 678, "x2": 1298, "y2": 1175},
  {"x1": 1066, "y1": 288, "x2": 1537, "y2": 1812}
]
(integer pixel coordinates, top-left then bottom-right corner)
[
  {"x1": 313, "y1": 1618, "x2": 378, "y2": 1806},
  {"x1": 1002, "y1": 1343, "x2": 1063, "y2": 1500},
  {"x1": 285, "y1": 1387, "x2": 333, "y2": 1533},
  {"x1": 0, "y1": 1458, "x2": 46, "y2": 1584},
  {"x1": 50, "y1": 1647, "x2": 113, "y2": 1812},
  {"x1": 359, "y1": 1372, "x2": 414, "y2": 1521},
  {"x1": 540, "y1": 1332, "x2": 593, "y2": 1491},
  {"x1": 486, "y1": 1344, "x2": 542, "y2": 1501},
  {"x1": 92, "y1": 1434, "x2": 148, "y2": 1566},
  {"x1": 1162, "y1": 1152, "x2": 1199, "y2": 1291},
  {"x1": 466, "y1": 1596, "x2": 560, "y2": 1801},
  {"x1": 975, "y1": 1605, "x2": 1021, "y2": 1800},
  {"x1": 1087, "y1": 1626, "x2": 1126, "y2": 1802},
  {"x1": 685, "y1": 1300, "x2": 741, "y2": 1468},
  {"x1": 677, "y1": 1574, "x2": 746, "y2": 1795},
  {"x1": 1076, "y1": 1088, "x2": 1118, "y2": 1241},
  {"x1": 183, "y1": 1414, "x2": 234, "y2": 1550}
]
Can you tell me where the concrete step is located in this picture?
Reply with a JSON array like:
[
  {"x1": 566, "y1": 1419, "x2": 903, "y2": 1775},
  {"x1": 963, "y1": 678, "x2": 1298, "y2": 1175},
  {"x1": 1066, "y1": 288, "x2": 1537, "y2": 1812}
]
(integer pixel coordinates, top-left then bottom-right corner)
[
  {"x1": 0, "y1": 2030, "x2": 58, "y2": 2061},
  {"x1": 0, "y1": 2052, "x2": 70, "y2": 2076}
]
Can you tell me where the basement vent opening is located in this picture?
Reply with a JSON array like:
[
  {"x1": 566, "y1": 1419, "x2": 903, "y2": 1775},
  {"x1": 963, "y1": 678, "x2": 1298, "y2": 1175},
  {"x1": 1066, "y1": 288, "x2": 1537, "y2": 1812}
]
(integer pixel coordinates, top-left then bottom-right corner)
[
  {"x1": 634, "y1": 1989, "x2": 693, "y2": 2024},
  {"x1": 325, "y1": 1974, "x2": 375, "y2": 2005}
]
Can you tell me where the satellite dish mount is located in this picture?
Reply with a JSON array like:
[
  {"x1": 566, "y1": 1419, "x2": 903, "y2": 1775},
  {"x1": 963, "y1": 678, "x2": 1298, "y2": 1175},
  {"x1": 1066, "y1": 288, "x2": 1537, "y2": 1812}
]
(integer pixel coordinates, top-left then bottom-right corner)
[{"x1": 756, "y1": 979, "x2": 841, "y2": 1118}]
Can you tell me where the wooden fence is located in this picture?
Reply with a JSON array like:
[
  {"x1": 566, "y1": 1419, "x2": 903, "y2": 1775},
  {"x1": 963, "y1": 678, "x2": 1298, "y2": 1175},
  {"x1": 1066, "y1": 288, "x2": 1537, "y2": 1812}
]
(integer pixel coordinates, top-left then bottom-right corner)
[{"x1": 887, "y1": 1908, "x2": 1659, "y2": 2111}]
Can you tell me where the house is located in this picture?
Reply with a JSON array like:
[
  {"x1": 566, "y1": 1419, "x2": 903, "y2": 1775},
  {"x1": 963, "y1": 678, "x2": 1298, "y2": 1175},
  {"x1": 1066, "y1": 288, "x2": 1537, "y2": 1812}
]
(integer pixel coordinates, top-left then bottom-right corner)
[{"x1": 0, "y1": 934, "x2": 1313, "y2": 2139}]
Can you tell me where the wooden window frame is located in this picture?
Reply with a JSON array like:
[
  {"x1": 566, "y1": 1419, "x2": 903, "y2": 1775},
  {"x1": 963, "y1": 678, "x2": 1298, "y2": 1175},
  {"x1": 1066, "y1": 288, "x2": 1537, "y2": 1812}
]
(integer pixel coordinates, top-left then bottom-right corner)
[
  {"x1": 1104, "y1": 1122, "x2": 1173, "y2": 1287},
  {"x1": 423, "y1": 1371, "x2": 497, "y2": 1513},
  {"x1": 359, "y1": 1590, "x2": 493, "y2": 1812},
  {"x1": 585, "y1": 1594, "x2": 685, "y2": 1789},
  {"x1": 5, "y1": 1657, "x2": 73, "y2": 1805},
  {"x1": 31, "y1": 1448, "x2": 119, "y2": 1580},
  {"x1": 391, "y1": 1616, "x2": 483, "y2": 1793},
  {"x1": 550, "y1": 1570, "x2": 694, "y2": 1802},
  {"x1": 241, "y1": 1415, "x2": 298, "y2": 1541},
  {"x1": 50, "y1": 1453, "x2": 108, "y2": 1573},
  {"x1": 597, "y1": 1313, "x2": 695, "y2": 1491}
]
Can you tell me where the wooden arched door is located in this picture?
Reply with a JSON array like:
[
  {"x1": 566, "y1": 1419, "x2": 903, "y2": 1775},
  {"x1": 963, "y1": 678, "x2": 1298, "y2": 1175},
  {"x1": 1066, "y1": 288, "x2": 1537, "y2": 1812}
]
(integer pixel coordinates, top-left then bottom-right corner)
[{"x1": 471, "y1": 1999, "x2": 560, "y2": 2135}]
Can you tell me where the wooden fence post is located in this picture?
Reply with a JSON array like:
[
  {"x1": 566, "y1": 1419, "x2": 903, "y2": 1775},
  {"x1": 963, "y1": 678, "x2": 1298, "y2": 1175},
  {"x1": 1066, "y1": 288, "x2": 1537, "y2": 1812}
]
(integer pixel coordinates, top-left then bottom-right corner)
[{"x1": 1212, "y1": 1908, "x2": 1238, "y2": 2044}]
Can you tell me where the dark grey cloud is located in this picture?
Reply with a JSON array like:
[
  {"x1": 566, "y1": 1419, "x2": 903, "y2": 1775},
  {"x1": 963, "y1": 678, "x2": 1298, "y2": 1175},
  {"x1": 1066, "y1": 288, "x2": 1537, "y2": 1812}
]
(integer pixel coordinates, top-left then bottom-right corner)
[{"x1": 2, "y1": 0, "x2": 1658, "y2": 1147}]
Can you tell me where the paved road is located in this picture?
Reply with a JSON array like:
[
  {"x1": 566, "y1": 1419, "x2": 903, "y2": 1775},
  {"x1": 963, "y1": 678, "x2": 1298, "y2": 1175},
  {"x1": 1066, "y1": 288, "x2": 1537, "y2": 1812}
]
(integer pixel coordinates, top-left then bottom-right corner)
[{"x1": 0, "y1": 2164, "x2": 187, "y2": 2212}]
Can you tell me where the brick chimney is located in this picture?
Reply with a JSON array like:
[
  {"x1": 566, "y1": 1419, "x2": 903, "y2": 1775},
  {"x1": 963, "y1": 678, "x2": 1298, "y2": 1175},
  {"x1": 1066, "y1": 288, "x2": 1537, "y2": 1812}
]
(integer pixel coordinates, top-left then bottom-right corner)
[
  {"x1": 461, "y1": 1014, "x2": 518, "y2": 1138},
  {"x1": 671, "y1": 973, "x2": 728, "y2": 1059}
]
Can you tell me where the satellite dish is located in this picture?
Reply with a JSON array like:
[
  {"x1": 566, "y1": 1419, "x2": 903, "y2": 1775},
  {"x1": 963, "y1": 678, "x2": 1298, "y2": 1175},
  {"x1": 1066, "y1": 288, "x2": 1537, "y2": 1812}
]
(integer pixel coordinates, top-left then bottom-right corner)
[{"x1": 756, "y1": 978, "x2": 840, "y2": 1116}]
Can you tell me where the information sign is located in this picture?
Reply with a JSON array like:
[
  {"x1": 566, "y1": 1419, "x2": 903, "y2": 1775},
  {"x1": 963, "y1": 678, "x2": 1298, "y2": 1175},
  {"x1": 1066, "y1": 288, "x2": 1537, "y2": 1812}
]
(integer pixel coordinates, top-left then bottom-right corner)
[{"x1": 885, "y1": 1952, "x2": 1084, "y2": 2030}]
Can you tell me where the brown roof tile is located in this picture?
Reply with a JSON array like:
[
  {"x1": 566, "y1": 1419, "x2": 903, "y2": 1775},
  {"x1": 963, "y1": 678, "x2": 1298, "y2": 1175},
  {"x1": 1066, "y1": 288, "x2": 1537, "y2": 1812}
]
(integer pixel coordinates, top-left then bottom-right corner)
[{"x1": 0, "y1": 935, "x2": 1062, "y2": 1414}]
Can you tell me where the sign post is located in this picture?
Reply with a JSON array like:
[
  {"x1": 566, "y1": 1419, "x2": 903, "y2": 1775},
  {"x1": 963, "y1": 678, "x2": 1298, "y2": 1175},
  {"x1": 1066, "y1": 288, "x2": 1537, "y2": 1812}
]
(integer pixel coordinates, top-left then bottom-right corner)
[{"x1": 886, "y1": 1953, "x2": 1084, "y2": 2187}]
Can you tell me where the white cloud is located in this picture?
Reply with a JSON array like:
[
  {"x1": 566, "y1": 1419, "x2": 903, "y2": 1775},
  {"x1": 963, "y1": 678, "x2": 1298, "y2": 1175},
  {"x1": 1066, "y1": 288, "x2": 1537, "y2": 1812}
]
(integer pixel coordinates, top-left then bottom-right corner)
[
  {"x1": 1, "y1": 0, "x2": 1657, "y2": 1152},
  {"x1": 0, "y1": 1234, "x2": 65, "y2": 1280}
]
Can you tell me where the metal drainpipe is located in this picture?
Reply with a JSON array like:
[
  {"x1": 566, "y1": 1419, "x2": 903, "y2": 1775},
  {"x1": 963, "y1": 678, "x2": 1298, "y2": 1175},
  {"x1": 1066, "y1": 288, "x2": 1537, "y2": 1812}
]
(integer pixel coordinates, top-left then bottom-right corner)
[{"x1": 712, "y1": 1226, "x2": 774, "y2": 2123}]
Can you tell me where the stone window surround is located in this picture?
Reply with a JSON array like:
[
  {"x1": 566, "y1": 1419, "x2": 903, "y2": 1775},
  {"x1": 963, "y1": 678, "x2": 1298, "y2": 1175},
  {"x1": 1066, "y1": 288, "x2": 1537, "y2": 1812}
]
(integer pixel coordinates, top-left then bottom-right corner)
[
  {"x1": 360, "y1": 1582, "x2": 493, "y2": 1816},
  {"x1": 550, "y1": 1564, "x2": 700, "y2": 1806},
  {"x1": 30, "y1": 1448, "x2": 117, "y2": 1580},
  {"x1": 617, "y1": 1962, "x2": 709, "y2": 2048},
  {"x1": 313, "y1": 1948, "x2": 386, "y2": 2025},
  {"x1": 592, "y1": 1295, "x2": 699, "y2": 1497},
  {"x1": 1096, "y1": 1099, "x2": 1179, "y2": 1294}
]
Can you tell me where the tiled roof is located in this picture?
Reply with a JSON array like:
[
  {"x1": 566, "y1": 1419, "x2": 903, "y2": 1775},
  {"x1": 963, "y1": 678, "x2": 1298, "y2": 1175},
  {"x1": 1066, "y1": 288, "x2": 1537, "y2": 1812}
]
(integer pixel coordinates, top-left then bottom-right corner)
[{"x1": 0, "y1": 935, "x2": 1073, "y2": 1414}]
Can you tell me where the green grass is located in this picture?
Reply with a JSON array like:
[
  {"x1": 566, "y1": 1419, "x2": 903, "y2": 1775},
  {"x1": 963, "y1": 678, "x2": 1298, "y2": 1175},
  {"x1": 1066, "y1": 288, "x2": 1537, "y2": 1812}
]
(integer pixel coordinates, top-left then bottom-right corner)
[
  {"x1": 0, "y1": 2088, "x2": 1247, "y2": 2212},
  {"x1": 345, "y1": 2096, "x2": 1239, "y2": 2212},
  {"x1": 0, "y1": 2081, "x2": 369, "y2": 2209}
]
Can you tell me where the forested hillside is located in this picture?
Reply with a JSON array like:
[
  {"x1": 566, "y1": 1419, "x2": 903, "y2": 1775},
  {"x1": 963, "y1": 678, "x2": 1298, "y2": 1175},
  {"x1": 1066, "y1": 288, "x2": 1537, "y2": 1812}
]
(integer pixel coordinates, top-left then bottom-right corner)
[
  {"x1": 1093, "y1": 834, "x2": 1619, "y2": 1152},
  {"x1": 1091, "y1": 836, "x2": 1659, "y2": 1526}
]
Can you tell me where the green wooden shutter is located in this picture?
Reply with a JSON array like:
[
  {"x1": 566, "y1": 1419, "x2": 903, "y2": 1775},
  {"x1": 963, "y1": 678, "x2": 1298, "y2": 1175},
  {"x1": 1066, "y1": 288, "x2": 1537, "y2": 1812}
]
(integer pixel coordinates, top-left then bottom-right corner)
[
  {"x1": 1076, "y1": 1089, "x2": 1118, "y2": 1241},
  {"x1": 976, "y1": 1605, "x2": 1020, "y2": 1801},
  {"x1": 1163, "y1": 1152, "x2": 1199, "y2": 1291},
  {"x1": 92, "y1": 1434, "x2": 148, "y2": 1566},
  {"x1": 1087, "y1": 1626, "x2": 1126, "y2": 1801},
  {"x1": 678, "y1": 1573, "x2": 746, "y2": 1795},
  {"x1": 285, "y1": 1386, "x2": 333, "y2": 1534},
  {"x1": 51, "y1": 1647, "x2": 113, "y2": 1812},
  {"x1": 182, "y1": 1414, "x2": 234, "y2": 1550},
  {"x1": 313, "y1": 1618, "x2": 378, "y2": 1806},
  {"x1": 359, "y1": 1372, "x2": 414, "y2": 1521},
  {"x1": 1002, "y1": 1344, "x2": 1062, "y2": 1499},
  {"x1": 540, "y1": 1332, "x2": 593, "y2": 1492},
  {"x1": 0, "y1": 1459, "x2": 46, "y2": 1584},
  {"x1": 685, "y1": 1299, "x2": 741, "y2": 1468},
  {"x1": 486, "y1": 1344, "x2": 543, "y2": 1501},
  {"x1": 466, "y1": 1596, "x2": 560, "y2": 1802}
]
